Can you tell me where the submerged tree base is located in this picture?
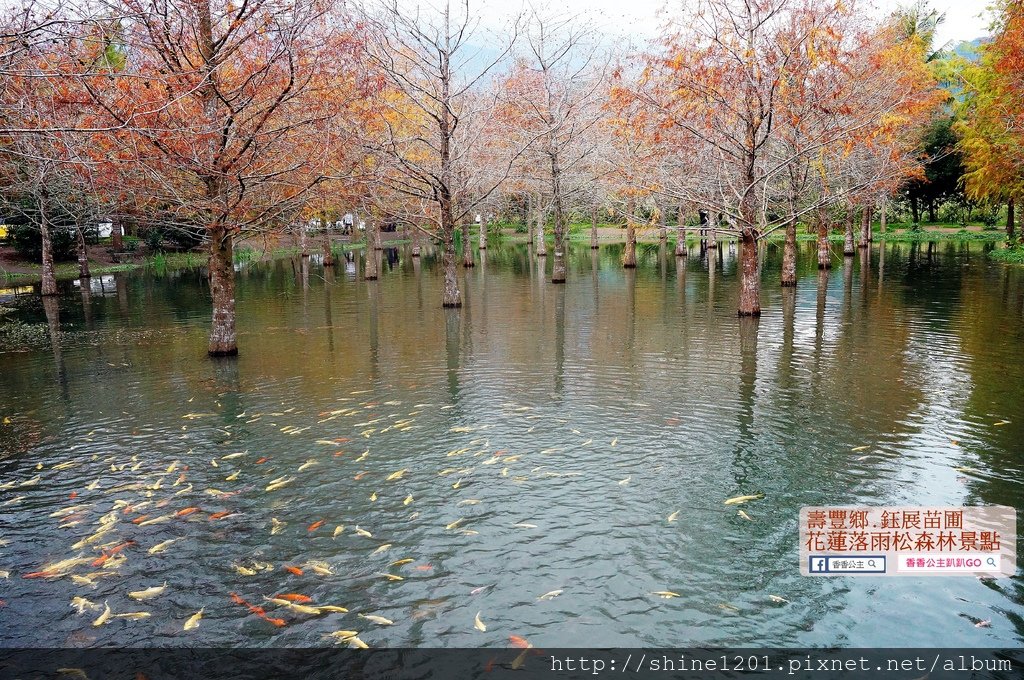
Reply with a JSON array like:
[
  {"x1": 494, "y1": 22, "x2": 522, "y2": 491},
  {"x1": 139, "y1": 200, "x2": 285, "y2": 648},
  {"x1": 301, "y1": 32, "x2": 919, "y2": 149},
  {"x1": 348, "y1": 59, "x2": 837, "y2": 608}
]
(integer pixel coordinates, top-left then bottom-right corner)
[
  {"x1": 208, "y1": 347, "x2": 239, "y2": 357},
  {"x1": 781, "y1": 280, "x2": 797, "y2": 287}
]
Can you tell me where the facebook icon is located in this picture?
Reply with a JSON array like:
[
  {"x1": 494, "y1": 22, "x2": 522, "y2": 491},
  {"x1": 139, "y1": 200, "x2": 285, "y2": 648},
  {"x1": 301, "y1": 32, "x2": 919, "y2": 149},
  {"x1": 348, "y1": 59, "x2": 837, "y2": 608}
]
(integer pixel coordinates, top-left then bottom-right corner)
[{"x1": 809, "y1": 556, "x2": 828, "y2": 573}]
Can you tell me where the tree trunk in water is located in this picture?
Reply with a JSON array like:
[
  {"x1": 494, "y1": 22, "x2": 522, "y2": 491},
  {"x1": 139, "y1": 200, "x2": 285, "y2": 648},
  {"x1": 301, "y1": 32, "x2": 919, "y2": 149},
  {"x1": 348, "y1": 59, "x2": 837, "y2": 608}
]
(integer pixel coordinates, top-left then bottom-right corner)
[
  {"x1": 207, "y1": 225, "x2": 237, "y2": 356},
  {"x1": 1008, "y1": 197, "x2": 1016, "y2": 240},
  {"x1": 76, "y1": 225, "x2": 90, "y2": 279},
  {"x1": 675, "y1": 206, "x2": 686, "y2": 257},
  {"x1": 817, "y1": 206, "x2": 831, "y2": 269},
  {"x1": 658, "y1": 206, "x2": 667, "y2": 242},
  {"x1": 478, "y1": 216, "x2": 486, "y2": 249},
  {"x1": 927, "y1": 199, "x2": 936, "y2": 223},
  {"x1": 738, "y1": 229, "x2": 760, "y2": 316},
  {"x1": 590, "y1": 205, "x2": 599, "y2": 249},
  {"x1": 526, "y1": 194, "x2": 534, "y2": 245},
  {"x1": 373, "y1": 221, "x2": 383, "y2": 250},
  {"x1": 441, "y1": 220, "x2": 460, "y2": 306},
  {"x1": 462, "y1": 221, "x2": 474, "y2": 267},
  {"x1": 111, "y1": 220, "x2": 123, "y2": 252},
  {"x1": 39, "y1": 205, "x2": 57, "y2": 296},
  {"x1": 323, "y1": 217, "x2": 335, "y2": 266},
  {"x1": 879, "y1": 200, "x2": 887, "y2": 234},
  {"x1": 844, "y1": 205, "x2": 855, "y2": 255},
  {"x1": 859, "y1": 207, "x2": 870, "y2": 248},
  {"x1": 708, "y1": 210, "x2": 718, "y2": 248},
  {"x1": 412, "y1": 225, "x2": 421, "y2": 257},
  {"x1": 622, "y1": 202, "x2": 637, "y2": 268},
  {"x1": 364, "y1": 222, "x2": 379, "y2": 280},
  {"x1": 536, "y1": 210, "x2": 547, "y2": 256},
  {"x1": 299, "y1": 221, "x2": 308, "y2": 257},
  {"x1": 781, "y1": 218, "x2": 797, "y2": 286},
  {"x1": 910, "y1": 196, "x2": 919, "y2": 224},
  {"x1": 550, "y1": 151, "x2": 567, "y2": 283}
]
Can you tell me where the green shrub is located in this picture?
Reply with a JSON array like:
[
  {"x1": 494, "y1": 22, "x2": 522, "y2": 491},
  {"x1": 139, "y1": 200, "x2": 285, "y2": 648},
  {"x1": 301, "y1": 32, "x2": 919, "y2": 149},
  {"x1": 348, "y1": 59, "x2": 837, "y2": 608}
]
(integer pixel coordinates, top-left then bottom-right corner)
[{"x1": 7, "y1": 223, "x2": 77, "y2": 261}]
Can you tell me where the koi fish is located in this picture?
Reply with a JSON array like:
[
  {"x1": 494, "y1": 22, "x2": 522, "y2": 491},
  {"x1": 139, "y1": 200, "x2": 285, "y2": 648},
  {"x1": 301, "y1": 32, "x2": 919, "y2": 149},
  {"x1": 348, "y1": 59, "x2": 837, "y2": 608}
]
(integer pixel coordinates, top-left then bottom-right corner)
[
  {"x1": 265, "y1": 476, "x2": 295, "y2": 492},
  {"x1": 357, "y1": 613, "x2": 393, "y2": 625},
  {"x1": 113, "y1": 612, "x2": 151, "y2": 620},
  {"x1": 92, "y1": 601, "x2": 112, "y2": 626},
  {"x1": 284, "y1": 565, "x2": 304, "y2": 576},
  {"x1": 129, "y1": 583, "x2": 167, "y2": 600},
  {"x1": 724, "y1": 494, "x2": 764, "y2": 505},
  {"x1": 70, "y1": 597, "x2": 100, "y2": 614},
  {"x1": 308, "y1": 520, "x2": 325, "y2": 532},
  {"x1": 183, "y1": 608, "x2": 203, "y2": 630},
  {"x1": 148, "y1": 538, "x2": 181, "y2": 554}
]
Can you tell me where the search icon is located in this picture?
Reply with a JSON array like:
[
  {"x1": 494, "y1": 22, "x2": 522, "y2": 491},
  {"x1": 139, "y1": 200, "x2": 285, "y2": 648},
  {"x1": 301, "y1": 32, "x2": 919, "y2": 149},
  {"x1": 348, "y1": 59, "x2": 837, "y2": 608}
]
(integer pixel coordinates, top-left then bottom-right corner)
[
  {"x1": 987, "y1": 557, "x2": 998, "y2": 568},
  {"x1": 868, "y1": 559, "x2": 878, "y2": 568}
]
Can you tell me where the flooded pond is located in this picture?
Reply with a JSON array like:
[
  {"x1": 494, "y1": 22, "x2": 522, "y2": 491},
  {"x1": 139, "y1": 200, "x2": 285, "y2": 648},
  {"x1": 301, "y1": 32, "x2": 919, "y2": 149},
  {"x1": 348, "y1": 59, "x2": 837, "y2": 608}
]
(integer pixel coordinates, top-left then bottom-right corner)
[{"x1": 1, "y1": 239, "x2": 1023, "y2": 648}]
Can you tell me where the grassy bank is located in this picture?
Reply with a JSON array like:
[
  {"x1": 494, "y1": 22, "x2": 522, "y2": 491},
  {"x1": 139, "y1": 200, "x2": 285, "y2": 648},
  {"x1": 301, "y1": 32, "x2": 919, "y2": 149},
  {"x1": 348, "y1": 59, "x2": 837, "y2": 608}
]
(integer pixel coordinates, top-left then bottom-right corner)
[
  {"x1": 990, "y1": 246, "x2": 1024, "y2": 264},
  {"x1": 0, "y1": 240, "x2": 387, "y2": 286}
]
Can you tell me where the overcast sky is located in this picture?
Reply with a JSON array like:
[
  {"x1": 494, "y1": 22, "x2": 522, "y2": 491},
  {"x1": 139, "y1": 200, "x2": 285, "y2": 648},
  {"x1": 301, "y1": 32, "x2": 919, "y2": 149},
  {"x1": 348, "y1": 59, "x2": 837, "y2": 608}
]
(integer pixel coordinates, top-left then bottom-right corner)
[{"x1": 469, "y1": 0, "x2": 992, "y2": 49}]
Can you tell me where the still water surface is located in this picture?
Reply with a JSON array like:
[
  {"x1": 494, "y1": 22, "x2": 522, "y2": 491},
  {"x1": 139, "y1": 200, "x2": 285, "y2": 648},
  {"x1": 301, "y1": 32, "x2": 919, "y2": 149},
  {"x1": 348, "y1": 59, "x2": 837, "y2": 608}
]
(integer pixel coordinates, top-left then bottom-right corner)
[{"x1": 1, "y1": 240, "x2": 1023, "y2": 647}]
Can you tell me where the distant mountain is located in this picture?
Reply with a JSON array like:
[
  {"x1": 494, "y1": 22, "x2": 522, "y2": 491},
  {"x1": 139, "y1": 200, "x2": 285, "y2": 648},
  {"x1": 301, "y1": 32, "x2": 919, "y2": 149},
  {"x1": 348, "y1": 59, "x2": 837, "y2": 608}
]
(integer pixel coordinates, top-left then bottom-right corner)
[{"x1": 952, "y1": 37, "x2": 986, "y2": 61}]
